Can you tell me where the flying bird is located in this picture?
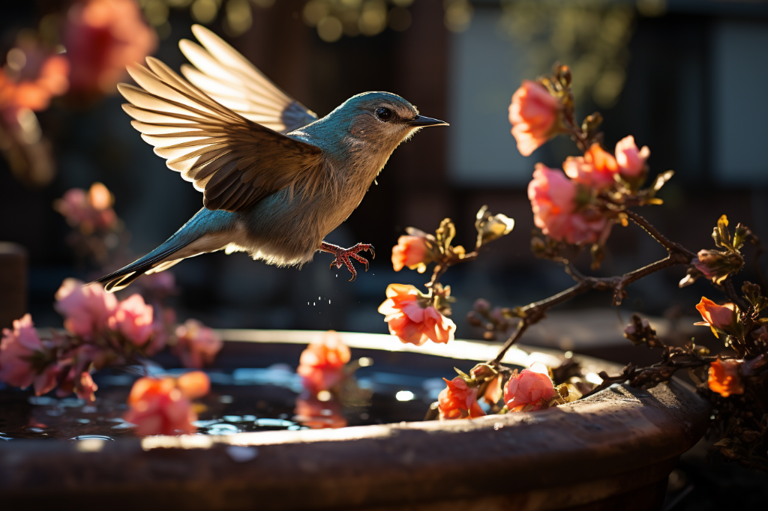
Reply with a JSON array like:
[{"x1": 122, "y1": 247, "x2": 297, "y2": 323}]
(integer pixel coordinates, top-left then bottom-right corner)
[{"x1": 96, "y1": 25, "x2": 447, "y2": 292}]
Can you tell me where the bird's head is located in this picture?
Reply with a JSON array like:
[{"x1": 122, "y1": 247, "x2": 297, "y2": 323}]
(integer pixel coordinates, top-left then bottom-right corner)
[{"x1": 321, "y1": 92, "x2": 447, "y2": 151}]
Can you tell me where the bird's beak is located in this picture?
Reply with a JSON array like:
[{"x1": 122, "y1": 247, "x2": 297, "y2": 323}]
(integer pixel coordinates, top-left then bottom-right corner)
[{"x1": 406, "y1": 115, "x2": 449, "y2": 127}]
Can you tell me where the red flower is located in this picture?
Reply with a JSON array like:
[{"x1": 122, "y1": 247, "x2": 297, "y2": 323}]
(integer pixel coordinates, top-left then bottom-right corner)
[
  {"x1": 504, "y1": 368, "x2": 557, "y2": 412},
  {"x1": 174, "y1": 319, "x2": 223, "y2": 369},
  {"x1": 509, "y1": 80, "x2": 561, "y2": 156},
  {"x1": 297, "y1": 331, "x2": 351, "y2": 393},
  {"x1": 378, "y1": 284, "x2": 456, "y2": 346},
  {"x1": 708, "y1": 359, "x2": 744, "y2": 398},
  {"x1": 528, "y1": 164, "x2": 608, "y2": 245},
  {"x1": 0, "y1": 314, "x2": 58, "y2": 395},
  {"x1": 123, "y1": 372, "x2": 209, "y2": 436},
  {"x1": 108, "y1": 294, "x2": 154, "y2": 346},
  {"x1": 64, "y1": 0, "x2": 157, "y2": 99},
  {"x1": 695, "y1": 297, "x2": 737, "y2": 337},
  {"x1": 437, "y1": 377, "x2": 485, "y2": 419},
  {"x1": 392, "y1": 235, "x2": 430, "y2": 273},
  {"x1": 54, "y1": 278, "x2": 118, "y2": 339}
]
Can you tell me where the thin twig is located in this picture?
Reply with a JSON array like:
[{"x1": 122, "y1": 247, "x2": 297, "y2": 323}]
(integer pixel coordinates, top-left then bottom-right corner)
[{"x1": 624, "y1": 209, "x2": 696, "y2": 259}]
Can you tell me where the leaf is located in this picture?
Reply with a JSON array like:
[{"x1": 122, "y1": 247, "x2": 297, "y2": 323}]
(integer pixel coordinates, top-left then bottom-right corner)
[{"x1": 651, "y1": 170, "x2": 675, "y2": 192}]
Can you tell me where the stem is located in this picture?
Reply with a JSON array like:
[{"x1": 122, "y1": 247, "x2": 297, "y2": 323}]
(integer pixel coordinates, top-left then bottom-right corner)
[{"x1": 624, "y1": 209, "x2": 696, "y2": 260}]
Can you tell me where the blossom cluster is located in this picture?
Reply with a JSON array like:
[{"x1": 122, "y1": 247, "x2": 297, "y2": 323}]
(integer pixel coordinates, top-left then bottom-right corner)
[{"x1": 0, "y1": 279, "x2": 222, "y2": 402}]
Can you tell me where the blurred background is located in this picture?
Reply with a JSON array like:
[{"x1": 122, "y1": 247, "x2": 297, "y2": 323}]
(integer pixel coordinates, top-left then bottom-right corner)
[{"x1": 1, "y1": 0, "x2": 768, "y2": 347}]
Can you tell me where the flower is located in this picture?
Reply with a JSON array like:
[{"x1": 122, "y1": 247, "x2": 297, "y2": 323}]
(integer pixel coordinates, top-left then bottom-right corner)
[
  {"x1": 692, "y1": 249, "x2": 743, "y2": 285},
  {"x1": 297, "y1": 331, "x2": 351, "y2": 393},
  {"x1": 75, "y1": 371, "x2": 99, "y2": 402},
  {"x1": 0, "y1": 314, "x2": 58, "y2": 395},
  {"x1": 174, "y1": 319, "x2": 223, "y2": 369},
  {"x1": 378, "y1": 284, "x2": 456, "y2": 346},
  {"x1": 509, "y1": 80, "x2": 561, "y2": 156},
  {"x1": 64, "y1": 0, "x2": 157, "y2": 99},
  {"x1": 392, "y1": 235, "x2": 430, "y2": 273},
  {"x1": 615, "y1": 135, "x2": 650, "y2": 181},
  {"x1": 708, "y1": 359, "x2": 744, "y2": 398},
  {"x1": 123, "y1": 373, "x2": 209, "y2": 436},
  {"x1": 54, "y1": 183, "x2": 117, "y2": 233},
  {"x1": 504, "y1": 368, "x2": 558, "y2": 412},
  {"x1": 695, "y1": 297, "x2": 737, "y2": 337},
  {"x1": 0, "y1": 43, "x2": 69, "y2": 112},
  {"x1": 437, "y1": 377, "x2": 485, "y2": 419},
  {"x1": 107, "y1": 294, "x2": 154, "y2": 346},
  {"x1": 54, "y1": 279, "x2": 117, "y2": 339},
  {"x1": 563, "y1": 144, "x2": 619, "y2": 191},
  {"x1": 294, "y1": 393, "x2": 347, "y2": 429},
  {"x1": 528, "y1": 164, "x2": 608, "y2": 245}
]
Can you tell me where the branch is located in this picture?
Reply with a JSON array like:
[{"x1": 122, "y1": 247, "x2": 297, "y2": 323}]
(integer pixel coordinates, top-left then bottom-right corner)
[{"x1": 624, "y1": 209, "x2": 696, "y2": 260}]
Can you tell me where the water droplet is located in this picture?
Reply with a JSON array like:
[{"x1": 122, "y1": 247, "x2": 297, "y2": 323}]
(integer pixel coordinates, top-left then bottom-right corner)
[
  {"x1": 28, "y1": 396, "x2": 56, "y2": 406},
  {"x1": 71, "y1": 435, "x2": 114, "y2": 441},
  {"x1": 318, "y1": 296, "x2": 321, "y2": 300},
  {"x1": 77, "y1": 418, "x2": 91, "y2": 424},
  {"x1": 223, "y1": 415, "x2": 242, "y2": 423},
  {"x1": 329, "y1": 300, "x2": 331, "y2": 304},
  {"x1": 204, "y1": 423, "x2": 240, "y2": 435},
  {"x1": 395, "y1": 390, "x2": 415, "y2": 402},
  {"x1": 313, "y1": 302, "x2": 316, "y2": 306}
]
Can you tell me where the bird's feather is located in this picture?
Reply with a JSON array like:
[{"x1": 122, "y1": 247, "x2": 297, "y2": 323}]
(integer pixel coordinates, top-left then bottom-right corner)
[
  {"x1": 119, "y1": 61, "x2": 325, "y2": 212},
  {"x1": 179, "y1": 25, "x2": 318, "y2": 134}
]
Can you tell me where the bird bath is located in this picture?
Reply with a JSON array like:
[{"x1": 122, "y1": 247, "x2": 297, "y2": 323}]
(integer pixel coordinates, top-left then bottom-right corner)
[{"x1": 0, "y1": 330, "x2": 710, "y2": 510}]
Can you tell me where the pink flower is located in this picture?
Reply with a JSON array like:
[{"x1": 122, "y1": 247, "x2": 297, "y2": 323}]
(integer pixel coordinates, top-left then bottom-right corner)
[
  {"x1": 297, "y1": 331, "x2": 351, "y2": 393},
  {"x1": 695, "y1": 297, "x2": 737, "y2": 337},
  {"x1": 294, "y1": 394, "x2": 347, "y2": 429},
  {"x1": 123, "y1": 374, "x2": 209, "y2": 436},
  {"x1": 107, "y1": 294, "x2": 154, "y2": 346},
  {"x1": 145, "y1": 307, "x2": 175, "y2": 356},
  {"x1": 504, "y1": 369, "x2": 558, "y2": 411},
  {"x1": 392, "y1": 235, "x2": 430, "y2": 272},
  {"x1": 75, "y1": 371, "x2": 99, "y2": 402},
  {"x1": 64, "y1": 0, "x2": 157, "y2": 100},
  {"x1": 378, "y1": 284, "x2": 456, "y2": 346},
  {"x1": 509, "y1": 80, "x2": 561, "y2": 156},
  {"x1": 0, "y1": 314, "x2": 58, "y2": 395},
  {"x1": 54, "y1": 278, "x2": 117, "y2": 339},
  {"x1": 438, "y1": 377, "x2": 485, "y2": 419},
  {"x1": 174, "y1": 319, "x2": 223, "y2": 369},
  {"x1": 708, "y1": 359, "x2": 743, "y2": 398},
  {"x1": 615, "y1": 135, "x2": 650, "y2": 181},
  {"x1": 54, "y1": 183, "x2": 117, "y2": 233},
  {"x1": 528, "y1": 164, "x2": 609, "y2": 245},
  {"x1": 563, "y1": 144, "x2": 619, "y2": 191}
]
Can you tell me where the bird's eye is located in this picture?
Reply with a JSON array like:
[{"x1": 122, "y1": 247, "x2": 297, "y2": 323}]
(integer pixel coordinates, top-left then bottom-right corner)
[{"x1": 375, "y1": 107, "x2": 393, "y2": 122}]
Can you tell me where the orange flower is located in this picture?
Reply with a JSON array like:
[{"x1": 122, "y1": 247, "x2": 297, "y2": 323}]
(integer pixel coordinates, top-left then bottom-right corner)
[
  {"x1": 0, "y1": 42, "x2": 69, "y2": 112},
  {"x1": 708, "y1": 359, "x2": 744, "y2": 398},
  {"x1": 509, "y1": 80, "x2": 561, "y2": 156},
  {"x1": 437, "y1": 377, "x2": 485, "y2": 419},
  {"x1": 504, "y1": 368, "x2": 557, "y2": 412},
  {"x1": 563, "y1": 144, "x2": 619, "y2": 191},
  {"x1": 123, "y1": 372, "x2": 209, "y2": 436},
  {"x1": 695, "y1": 297, "x2": 736, "y2": 337},
  {"x1": 296, "y1": 331, "x2": 351, "y2": 393},
  {"x1": 378, "y1": 284, "x2": 456, "y2": 346},
  {"x1": 392, "y1": 235, "x2": 430, "y2": 273}
]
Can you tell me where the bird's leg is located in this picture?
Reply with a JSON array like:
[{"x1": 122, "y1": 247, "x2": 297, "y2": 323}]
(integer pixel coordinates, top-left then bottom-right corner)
[{"x1": 318, "y1": 242, "x2": 375, "y2": 282}]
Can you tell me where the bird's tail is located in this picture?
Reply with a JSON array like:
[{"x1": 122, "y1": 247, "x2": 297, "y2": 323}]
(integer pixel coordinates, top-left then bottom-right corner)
[{"x1": 95, "y1": 208, "x2": 233, "y2": 292}]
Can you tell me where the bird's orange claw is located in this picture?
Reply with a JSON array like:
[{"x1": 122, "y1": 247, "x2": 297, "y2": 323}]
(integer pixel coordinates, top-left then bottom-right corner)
[{"x1": 319, "y1": 242, "x2": 375, "y2": 281}]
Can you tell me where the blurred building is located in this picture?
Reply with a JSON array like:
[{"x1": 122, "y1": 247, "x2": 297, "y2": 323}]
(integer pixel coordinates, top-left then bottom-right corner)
[{"x1": 1, "y1": 0, "x2": 767, "y2": 341}]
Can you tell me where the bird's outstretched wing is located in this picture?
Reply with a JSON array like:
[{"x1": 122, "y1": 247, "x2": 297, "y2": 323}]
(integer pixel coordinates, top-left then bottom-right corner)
[
  {"x1": 119, "y1": 59, "x2": 324, "y2": 212},
  {"x1": 179, "y1": 24, "x2": 317, "y2": 134}
]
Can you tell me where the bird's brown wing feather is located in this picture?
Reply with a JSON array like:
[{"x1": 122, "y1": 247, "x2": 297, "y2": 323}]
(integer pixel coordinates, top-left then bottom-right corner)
[
  {"x1": 179, "y1": 24, "x2": 317, "y2": 134},
  {"x1": 119, "y1": 60, "x2": 324, "y2": 212}
]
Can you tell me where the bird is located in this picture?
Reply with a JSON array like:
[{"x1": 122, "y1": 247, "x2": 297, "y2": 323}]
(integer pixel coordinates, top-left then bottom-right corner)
[{"x1": 95, "y1": 25, "x2": 447, "y2": 292}]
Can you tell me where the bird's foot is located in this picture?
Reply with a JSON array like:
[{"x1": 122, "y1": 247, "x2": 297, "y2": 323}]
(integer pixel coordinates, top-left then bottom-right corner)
[{"x1": 319, "y1": 242, "x2": 375, "y2": 282}]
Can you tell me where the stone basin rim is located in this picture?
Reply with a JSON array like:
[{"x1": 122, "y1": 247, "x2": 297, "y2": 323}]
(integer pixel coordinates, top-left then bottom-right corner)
[{"x1": 0, "y1": 329, "x2": 712, "y2": 511}]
